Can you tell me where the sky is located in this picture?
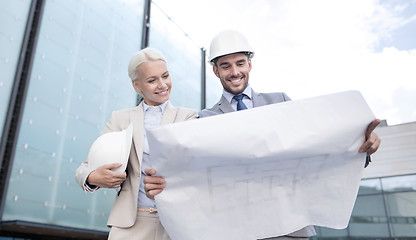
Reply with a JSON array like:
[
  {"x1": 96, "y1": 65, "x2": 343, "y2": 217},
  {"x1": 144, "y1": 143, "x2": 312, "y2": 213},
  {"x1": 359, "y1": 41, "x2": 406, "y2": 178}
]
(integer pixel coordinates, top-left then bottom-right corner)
[{"x1": 153, "y1": 0, "x2": 416, "y2": 126}]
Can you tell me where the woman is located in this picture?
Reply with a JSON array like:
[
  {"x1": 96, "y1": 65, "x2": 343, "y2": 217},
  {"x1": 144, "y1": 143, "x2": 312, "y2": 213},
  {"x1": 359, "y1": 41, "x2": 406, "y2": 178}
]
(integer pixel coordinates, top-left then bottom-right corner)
[{"x1": 75, "y1": 48, "x2": 197, "y2": 240}]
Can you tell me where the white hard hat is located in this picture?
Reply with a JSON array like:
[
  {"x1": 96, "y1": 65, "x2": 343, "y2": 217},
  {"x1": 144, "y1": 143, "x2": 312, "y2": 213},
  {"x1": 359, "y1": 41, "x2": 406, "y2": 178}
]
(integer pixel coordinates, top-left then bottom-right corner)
[
  {"x1": 87, "y1": 123, "x2": 133, "y2": 172},
  {"x1": 208, "y1": 30, "x2": 255, "y2": 65}
]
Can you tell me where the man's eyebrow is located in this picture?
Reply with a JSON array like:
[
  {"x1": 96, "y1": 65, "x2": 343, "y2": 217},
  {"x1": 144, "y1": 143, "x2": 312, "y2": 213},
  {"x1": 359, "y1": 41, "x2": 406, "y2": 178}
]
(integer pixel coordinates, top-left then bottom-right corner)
[{"x1": 219, "y1": 62, "x2": 230, "y2": 67}]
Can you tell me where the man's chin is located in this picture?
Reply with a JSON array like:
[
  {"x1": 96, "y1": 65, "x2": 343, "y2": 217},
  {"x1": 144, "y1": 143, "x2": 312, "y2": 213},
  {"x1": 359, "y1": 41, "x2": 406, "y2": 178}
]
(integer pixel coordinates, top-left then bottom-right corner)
[
  {"x1": 227, "y1": 85, "x2": 246, "y2": 95},
  {"x1": 229, "y1": 89, "x2": 244, "y2": 95}
]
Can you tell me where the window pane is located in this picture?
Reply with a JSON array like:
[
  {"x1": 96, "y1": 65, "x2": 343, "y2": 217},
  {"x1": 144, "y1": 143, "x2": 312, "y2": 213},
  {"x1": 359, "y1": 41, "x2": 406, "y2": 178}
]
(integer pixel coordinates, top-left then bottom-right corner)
[
  {"x1": 149, "y1": 3, "x2": 201, "y2": 111},
  {"x1": 315, "y1": 226, "x2": 348, "y2": 238},
  {"x1": 382, "y1": 174, "x2": 416, "y2": 192},
  {"x1": 358, "y1": 178, "x2": 382, "y2": 195},
  {"x1": 0, "y1": 0, "x2": 31, "y2": 142},
  {"x1": 2, "y1": 0, "x2": 144, "y2": 232},
  {"x1": 349, "y1": 194, "x2": 390, "y2": 237},
  {"x1": 386, "y1": 192, "x2": 416, "y2": 237}
]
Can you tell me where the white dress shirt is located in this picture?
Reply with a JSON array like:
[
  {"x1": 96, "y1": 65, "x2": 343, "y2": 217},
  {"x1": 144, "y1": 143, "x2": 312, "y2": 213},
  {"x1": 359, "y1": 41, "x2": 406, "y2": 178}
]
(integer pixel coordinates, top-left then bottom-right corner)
[{"x1": 138, "y1": 101, "x2": 167, "y2": 208}]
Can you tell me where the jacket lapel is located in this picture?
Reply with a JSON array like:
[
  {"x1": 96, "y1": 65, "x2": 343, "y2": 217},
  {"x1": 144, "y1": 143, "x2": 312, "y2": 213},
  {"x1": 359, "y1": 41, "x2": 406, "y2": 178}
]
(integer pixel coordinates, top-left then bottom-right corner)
[
  {"x1": 251, "y1": 89, "x2": 264, "y2": 108},
  {"x1": 161, "y1": 102, "x2": 178, "y2": 126},
  {"x1": 218, "y1": 95, "x2": 234, "y2": 114},
  {"x1": 130, "y1": 102, "x2": 144, "y2": 171},
  {"x1": 130, "y1": 102, "x2": 178, "y2": 169}
]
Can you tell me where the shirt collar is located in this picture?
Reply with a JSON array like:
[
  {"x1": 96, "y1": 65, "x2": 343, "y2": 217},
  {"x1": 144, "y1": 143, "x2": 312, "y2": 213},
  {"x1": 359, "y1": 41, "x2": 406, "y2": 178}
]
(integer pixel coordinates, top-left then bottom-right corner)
[
  {"x1": 143, "y1": 101, "x2": 168, "y2": 113},
  {"x1": 223, "y1": 85, "x2": 252, "y2": 103}
]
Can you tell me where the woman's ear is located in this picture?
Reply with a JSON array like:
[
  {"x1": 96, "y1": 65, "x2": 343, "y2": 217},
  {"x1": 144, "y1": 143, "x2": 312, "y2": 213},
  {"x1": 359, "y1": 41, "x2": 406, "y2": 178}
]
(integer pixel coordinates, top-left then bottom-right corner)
[{"x1": 132, "y1": 80, "x2": 142, "y2": 94}]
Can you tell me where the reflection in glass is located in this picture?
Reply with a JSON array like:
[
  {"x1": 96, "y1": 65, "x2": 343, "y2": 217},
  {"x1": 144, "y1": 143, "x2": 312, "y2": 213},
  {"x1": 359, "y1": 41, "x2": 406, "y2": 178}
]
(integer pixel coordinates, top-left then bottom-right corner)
[
  {"x1": 386, "y1": 192, "x2": 416, "y2": 237},
  {"x1": 314, "y1": 227, "x2": 348, "y2": 238},
  {"x1": 149, "y1": 3, "x2": 201, "y2": 111},
  {"x1": 0, "y1": 0, "x2": 31, "y2": 142},
  {"x1": 3, "y1": 0, "x2": 144, "y2": 232},
  {"x1": 315, "y1": 174, "x2": 416, "y2": 238},
  {"x1": 358, "y1": 178, "x2": 382, "y2": 195},
  {"x1": 349, "y1": 195, "x2": 390, "y2": 237},
  {"x1": 382, "y1": 174, "x2": 416, "y2": 192}
]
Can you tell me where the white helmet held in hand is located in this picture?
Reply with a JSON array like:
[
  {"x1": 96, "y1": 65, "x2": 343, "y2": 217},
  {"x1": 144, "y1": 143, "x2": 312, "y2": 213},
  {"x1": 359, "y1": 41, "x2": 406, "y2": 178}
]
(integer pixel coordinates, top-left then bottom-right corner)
[
  {"x1": 87, "y1": 124, "x2": 133, "y2": 172},
  {"x1": 209, "y1": 30, "x2": 255, "y2": 65}
]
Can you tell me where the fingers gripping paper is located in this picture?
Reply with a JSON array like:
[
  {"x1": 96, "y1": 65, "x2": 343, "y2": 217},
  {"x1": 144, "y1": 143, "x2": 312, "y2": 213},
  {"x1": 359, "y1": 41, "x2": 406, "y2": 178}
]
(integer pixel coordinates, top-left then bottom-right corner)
[{"x1": 147, "y1": 91, "x2": 375, "y2": 240}]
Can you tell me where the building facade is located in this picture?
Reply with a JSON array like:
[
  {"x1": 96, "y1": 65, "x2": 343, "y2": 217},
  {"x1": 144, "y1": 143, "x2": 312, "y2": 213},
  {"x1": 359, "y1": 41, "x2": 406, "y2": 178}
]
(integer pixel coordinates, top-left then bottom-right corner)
[
  {"x1": 1, "y1": 0, "x2": 415, "y2": 240},
  {"x1": 314, "y1": 121, "x2": 416, "y2": 239},
  {"x1": 0, "y1": 0, "x2": 220, "y2": 239}
]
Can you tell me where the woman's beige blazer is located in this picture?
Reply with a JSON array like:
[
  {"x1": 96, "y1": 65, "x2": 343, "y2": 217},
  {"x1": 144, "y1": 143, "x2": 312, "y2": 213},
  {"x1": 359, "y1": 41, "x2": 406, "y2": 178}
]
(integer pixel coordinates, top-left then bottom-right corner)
[{"x1": 75, "y1": 102, "x2": 197, "y2": 228}]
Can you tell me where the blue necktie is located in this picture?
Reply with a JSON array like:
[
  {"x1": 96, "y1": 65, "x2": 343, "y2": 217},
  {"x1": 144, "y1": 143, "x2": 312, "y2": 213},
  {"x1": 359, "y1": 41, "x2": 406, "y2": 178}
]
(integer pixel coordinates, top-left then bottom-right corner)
[{"x1": 233, "y1": 94, "x2": 248, "y2": 111}]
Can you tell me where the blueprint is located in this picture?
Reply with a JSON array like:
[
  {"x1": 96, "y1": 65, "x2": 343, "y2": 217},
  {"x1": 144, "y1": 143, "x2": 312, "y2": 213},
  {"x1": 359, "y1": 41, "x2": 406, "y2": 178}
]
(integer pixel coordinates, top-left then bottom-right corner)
[{"x1": 148, "y1": 91, "x2": 375, "y2": 240}]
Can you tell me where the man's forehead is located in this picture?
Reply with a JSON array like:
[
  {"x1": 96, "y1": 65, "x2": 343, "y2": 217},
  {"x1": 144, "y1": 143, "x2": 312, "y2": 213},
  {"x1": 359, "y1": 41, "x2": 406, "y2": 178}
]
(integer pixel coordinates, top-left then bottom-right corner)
[{"x1": 217, "y1": 53, "x2": 248, "y2": 64}]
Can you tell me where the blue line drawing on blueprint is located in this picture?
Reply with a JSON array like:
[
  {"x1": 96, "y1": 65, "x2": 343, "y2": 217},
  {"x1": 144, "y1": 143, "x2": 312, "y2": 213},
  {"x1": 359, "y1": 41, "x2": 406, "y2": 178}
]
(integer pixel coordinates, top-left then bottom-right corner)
[{"x1": 207, "y1": 154, "x2": 332, "y2": 213}]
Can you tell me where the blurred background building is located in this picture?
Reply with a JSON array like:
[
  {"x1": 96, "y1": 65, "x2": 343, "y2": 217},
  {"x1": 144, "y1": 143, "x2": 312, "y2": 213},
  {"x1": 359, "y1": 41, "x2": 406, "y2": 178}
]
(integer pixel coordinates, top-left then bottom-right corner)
[
  {"x1": 312, "y1": 121, "x2": 416, "y2": 240},
  {"x1": 0, "y1": 0, "x2": 415, "y2": 239}
]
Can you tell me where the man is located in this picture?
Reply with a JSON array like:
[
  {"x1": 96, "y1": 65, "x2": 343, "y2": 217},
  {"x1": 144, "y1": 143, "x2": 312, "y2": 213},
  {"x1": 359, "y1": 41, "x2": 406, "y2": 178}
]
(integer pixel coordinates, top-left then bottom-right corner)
[
  {"x1": 199, "y1": 30, "x2": 380, "y2": 160},
  {"x1": 145, "y1": 30, "x2": 381, "y2": 239}
]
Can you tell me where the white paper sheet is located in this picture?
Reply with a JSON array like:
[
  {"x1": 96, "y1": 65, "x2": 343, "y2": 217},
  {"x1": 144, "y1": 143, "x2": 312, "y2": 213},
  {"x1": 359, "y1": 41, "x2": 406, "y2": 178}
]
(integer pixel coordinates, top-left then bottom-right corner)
[{"x1": 148, "y1": 91, "x2": 375, "y2": 240}]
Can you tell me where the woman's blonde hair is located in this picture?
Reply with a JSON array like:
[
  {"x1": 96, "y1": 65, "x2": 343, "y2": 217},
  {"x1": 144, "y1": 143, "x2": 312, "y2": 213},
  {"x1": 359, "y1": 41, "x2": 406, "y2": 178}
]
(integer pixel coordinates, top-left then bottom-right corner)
[{"x1": 127, "y1": 47, "x2": 167, "y2": 81}]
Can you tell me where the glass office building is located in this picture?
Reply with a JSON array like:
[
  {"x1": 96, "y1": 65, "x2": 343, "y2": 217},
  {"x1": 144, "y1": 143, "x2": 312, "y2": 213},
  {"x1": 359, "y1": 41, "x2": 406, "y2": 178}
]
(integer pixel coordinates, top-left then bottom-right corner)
[
  {"x1": 313, "y1": 122, "x2": 416, "y2": 239},
  {"x1": 1, "y1": 1, "x2": 415, "y2": 240},
  {"x1": 314, "y1": 174, "x2": 416, "y2": 239},
  {"x1": 0, "y1": 0, "x2": 220, "y2": 239},
  {"x1": 1, "y1": 0, "x2": 146, "y2": 238},
  {"x1": 148, "y1": 2, "x2": 222, "y2": 110}
]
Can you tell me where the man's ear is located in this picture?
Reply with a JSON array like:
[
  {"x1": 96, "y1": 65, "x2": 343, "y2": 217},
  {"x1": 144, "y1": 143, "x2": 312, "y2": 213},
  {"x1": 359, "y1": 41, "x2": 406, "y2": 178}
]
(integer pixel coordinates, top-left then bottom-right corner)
[{"x1": 213, "y1": 65, "x2": 220, "y2": 78}]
